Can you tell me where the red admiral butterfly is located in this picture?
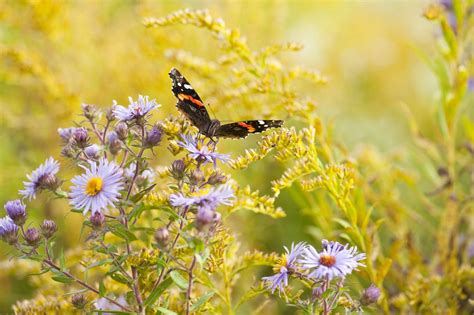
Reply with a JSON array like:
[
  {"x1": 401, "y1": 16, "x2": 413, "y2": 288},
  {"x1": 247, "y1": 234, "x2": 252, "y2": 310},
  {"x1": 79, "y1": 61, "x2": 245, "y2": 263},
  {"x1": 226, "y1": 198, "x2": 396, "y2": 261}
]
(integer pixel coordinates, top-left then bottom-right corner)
[{"x1": 169, "y1": 68, "x2": 284, "y2": 139}]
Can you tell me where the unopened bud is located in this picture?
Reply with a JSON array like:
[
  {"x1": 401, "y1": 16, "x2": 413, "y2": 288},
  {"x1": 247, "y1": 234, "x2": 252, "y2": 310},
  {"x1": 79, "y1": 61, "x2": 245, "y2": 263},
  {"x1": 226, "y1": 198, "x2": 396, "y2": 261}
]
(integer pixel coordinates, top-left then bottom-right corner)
[
  {"x1": 189, "y1": 169, "x2": 204, "y2": 186},
  {"x1": 4, "y1": 199, "x2": 27, "y2": 226},
  {"x1": 90, "y1": 211, "x2": 105, "y2": 229},
  {"x1": 312, "y1": 286, "x2": 325, "y2": 300},
  {"x1": 39, "y1": 173, "x2": 60, "y2": 191},
  {"x1": 360, "y1": 284, "x2": 381, "y2": 306},
  {"x1": 81, "y1": 103, "x2": 98, "y2": 121},
  {"x1": 25, "y1": 227, "x2": 41, "y2": 246},
  {"x1": 0, "y1": 217, "x2": 19, "y2": 245},
  {"x1": 73, "y1": 128, "x2": 89, "y2": 148},
  {"x1": 154, "y1": 227, "x2": 169, "y2": 246},
  {"x1": 207, "y1": 172, "x2": 227, "y2": 185},
  {"x1": 170, "y1": 160, "x2": 186, "y2": 180},
  {"x1": 41, "y1": 219, "x2": 57, "y2": 239},
  {"x1": 71, "y1": 293, "x2": 87, "y2": 309},
  {"x1": 106, "y1": 106, "x2": 116, "y2": 122},
  {"x1": 196, "y1": 208, "x2": 215, "y2": 230},
  {"x1": 61, "y1": 145, "x2": 76, "y2": 158},
  {"x1": 144, "y1": 124, "x2": 163, "y2": 148},
  {"x1": 107, "y1": 132, "x2": 121, "y2": 155},
  {"x1": 115, "y1": 122, "x2": 128, "y2": 141},
  {"x1": 84, "y1": 144, "x2": 100, "y2": 159}
]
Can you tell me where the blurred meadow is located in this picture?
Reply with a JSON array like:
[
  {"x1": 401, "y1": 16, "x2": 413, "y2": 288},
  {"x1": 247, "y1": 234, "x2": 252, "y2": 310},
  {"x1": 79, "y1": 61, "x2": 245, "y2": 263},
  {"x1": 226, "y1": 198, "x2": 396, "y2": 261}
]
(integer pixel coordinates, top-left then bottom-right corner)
[{"x1": 1, "y1": 0, "x2": 473, "y2": 314}]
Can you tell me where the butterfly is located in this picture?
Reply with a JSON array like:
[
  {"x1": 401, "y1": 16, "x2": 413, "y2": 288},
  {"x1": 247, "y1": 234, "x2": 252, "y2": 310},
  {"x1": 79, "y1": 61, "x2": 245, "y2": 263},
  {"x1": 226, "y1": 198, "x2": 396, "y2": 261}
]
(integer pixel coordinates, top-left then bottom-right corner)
[{"x1": 169, "y1": 68, "x2": 284, "y2": 139}]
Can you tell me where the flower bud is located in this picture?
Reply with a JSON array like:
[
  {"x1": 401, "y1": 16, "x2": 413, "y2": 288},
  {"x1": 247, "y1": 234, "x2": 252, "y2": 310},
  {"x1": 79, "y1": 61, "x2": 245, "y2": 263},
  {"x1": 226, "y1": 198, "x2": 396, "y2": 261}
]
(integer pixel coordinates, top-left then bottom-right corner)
[
  {"x1": 57, "y1": 127, "x2": 76, "y2": 142},
  {"x1": 73, "y1": 128, "x2": 89, "y2": 148},
  {"x1": 41, "y1": 219, "x2": 57, "y2": 239},
  {"x1": 82, "y1": 103, "x2": 98, "y2": 121},
  {"x1": 170, "y1": 160, "x2": 186, "y2": 180},
  {"x1": 90, "y1": 211, "x2": 105, "y2": 229},
  {"x1": 189, "y1": 169, "x2": 204, "y2": 186},
  {"x1": 107, "y1": 132, "x2": 121, "y2": 155},
  {"x1": 154, "y1": 227, "x2": 169, "y2": 246},
  {"x1": 25, "y1": 227, "x2": 41, "y2": 246},
  {"x1": 360, "y1": 284, "x2": 381, "y2": 306},
  {"x1": 106, "y1": 106, "x2": 116, "y2": 122},
  {"x1": 312, "y1": 286, "x2": 325, "y2": 300},
  {"x1": 115, "y1": 122, "x2": 128, "y2": 141},
  {"x1": 61, "y1": 145, "x2": 76, "y2": 158},
  {"x1": 0, "y1": 216, "x2": 19, "y2": 245},
  {"x1": 207, "y1": 172, "x2": 227, "y2": 185},
  {"x1": 39, "y1": 173, "x2": 60, "y2": 191},
  {"x1": 136, "y1": 169, "x2": 155, "y2": 187},
  {"x1": 196, "y1": 208, "x2": 215, "y2": 230},
  {"x1": 71, "y1": 293, "x2": 87, "y2": 309},
  {"x1": 4, "y1": 199, "x2": 27, "y2": 225},
  {"x1": 84, "y1": 144, "x2": 100, "y2": 159},
  {"x1": 144, "y1": 124, "x2": 163, "y2": 148}
]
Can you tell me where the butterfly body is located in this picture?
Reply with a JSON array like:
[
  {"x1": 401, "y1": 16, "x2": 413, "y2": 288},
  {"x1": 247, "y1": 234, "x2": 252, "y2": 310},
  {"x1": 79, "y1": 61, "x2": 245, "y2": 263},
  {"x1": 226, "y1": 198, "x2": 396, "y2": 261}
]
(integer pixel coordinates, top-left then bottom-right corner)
[{"x1": 169, "y1": 68, "x2": 284, "y2": 139}]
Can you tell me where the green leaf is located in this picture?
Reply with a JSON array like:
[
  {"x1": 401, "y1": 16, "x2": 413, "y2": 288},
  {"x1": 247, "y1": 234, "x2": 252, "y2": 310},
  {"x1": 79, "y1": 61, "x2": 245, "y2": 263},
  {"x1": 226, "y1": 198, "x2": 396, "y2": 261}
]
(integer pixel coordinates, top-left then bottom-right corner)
[
  {"x1": 143, "y1": 277, "x2": 173, "y2": 307},
  {"x1": 99, "y1": 281, "x2": 106, "y2": 297},
  {"x1": 93, "y1": 310, "x2": 130, "y2": 315},
  {"x1": 59, "y1": 248, "x2": 66, "y2": 269},
  {"x1": 87, "y1": 258, "x2": 114, "y2": 270},
  {"x1": 130, "y1": 184, "x2": 156, "y2": 203},
  {"x1": 170, "y1": 270, "x2": 188, "y2": 289},
  {"x1": 110, "y1": 224, "x2": 137, "y2": 242},
  {"x1": 156, "y1": 307, "x2": 177, "y2": 315},
  {"x1": 110, "y1": 273, "x2": 129, "y2": 285},
  {"x1": 51, "y1": 274, "x2": 74, "y2": 284},
  {"x1": 190, "y1": 292, "x2": 215, "y2": 312}
]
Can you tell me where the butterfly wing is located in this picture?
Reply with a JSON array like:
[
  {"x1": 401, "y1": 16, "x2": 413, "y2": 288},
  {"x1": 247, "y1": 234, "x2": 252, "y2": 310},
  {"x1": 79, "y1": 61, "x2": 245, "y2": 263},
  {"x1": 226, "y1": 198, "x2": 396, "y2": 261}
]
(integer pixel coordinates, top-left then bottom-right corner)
[
  {"x1": 169, "y1": 68, "x2": 211, "y2": 131},
  {"x1": 215, "y1": 120, "x2": 284, "y2": 138}
]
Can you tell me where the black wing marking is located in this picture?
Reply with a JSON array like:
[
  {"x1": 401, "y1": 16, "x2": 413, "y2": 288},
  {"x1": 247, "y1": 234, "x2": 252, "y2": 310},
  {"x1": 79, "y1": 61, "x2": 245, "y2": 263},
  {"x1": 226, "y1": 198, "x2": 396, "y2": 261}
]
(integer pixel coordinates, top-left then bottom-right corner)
[
  {"x1": 169, "y1": 68, "x2": 211, "y2": 131},
  {"x1": 215, "y1": 120, "x2": 284, "y2": 138}
]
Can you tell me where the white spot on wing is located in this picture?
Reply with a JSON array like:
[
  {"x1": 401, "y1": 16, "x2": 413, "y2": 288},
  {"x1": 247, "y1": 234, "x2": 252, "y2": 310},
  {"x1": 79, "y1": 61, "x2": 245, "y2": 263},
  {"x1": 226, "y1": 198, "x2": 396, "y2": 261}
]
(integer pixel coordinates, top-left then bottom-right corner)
[
  {"x1": 258, "y1": 120, "x2": 265, "y2": 124},
  {"x1": 184, "y1": 84, "x2": 193, "y2": 89}
]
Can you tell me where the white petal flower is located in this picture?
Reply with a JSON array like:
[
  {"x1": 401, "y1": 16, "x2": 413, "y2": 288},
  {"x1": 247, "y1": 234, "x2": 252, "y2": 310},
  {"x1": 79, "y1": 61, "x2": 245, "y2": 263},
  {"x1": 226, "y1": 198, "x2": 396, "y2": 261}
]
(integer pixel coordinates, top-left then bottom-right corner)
[
  {"x1": 299, "y1": 240, "x2": 365, "y2": 280},
  {"x1": 70, "y1": 159, "x2": 124, "y2": 215},
  {"x1": 113, "y1": 95, "x2": 160, "y2": 121}
]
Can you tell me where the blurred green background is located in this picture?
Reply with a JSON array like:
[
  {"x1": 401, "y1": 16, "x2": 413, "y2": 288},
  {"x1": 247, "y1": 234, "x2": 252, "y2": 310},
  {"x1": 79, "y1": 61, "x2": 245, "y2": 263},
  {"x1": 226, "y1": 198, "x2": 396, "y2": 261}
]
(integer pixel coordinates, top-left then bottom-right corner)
[{"x1": 0, "y1": 0, "x2": 437, "y2": 312}]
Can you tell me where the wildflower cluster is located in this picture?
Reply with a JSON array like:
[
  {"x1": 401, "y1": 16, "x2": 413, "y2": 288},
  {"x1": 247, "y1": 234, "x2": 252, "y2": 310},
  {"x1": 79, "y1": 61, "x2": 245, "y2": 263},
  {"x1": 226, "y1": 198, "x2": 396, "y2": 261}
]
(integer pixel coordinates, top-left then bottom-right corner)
[{"x1": 262, "y1": 240, "x2": 374, "y2": 313}]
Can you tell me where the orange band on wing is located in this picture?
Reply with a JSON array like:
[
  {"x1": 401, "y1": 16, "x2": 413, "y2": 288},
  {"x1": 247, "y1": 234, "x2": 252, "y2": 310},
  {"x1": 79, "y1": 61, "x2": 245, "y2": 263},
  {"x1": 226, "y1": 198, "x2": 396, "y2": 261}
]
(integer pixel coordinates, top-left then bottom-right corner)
[
  {"x1": 237, "y1": 122, "x2": 256, "y2": 132},
  {"x1": 178, "y1": 93, "x2": 205, "y2": 107}
]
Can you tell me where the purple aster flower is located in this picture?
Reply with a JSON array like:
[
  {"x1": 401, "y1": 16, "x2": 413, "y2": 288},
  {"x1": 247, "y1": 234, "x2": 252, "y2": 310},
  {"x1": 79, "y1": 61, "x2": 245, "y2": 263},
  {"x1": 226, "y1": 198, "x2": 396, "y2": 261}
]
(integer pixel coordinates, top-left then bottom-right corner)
[
  {"x1": 299, "y1": 240, "x2": 366, "y2": 280},
  {"x1": 19, "y1": 157, "x2": 60, "y2": 200},
  {"x1": 468, "y1": 77, "x2": 474, "y2": 92},
  {"x1": 170, "y1": 184, "x2": 234, "y2": 212},
  {"x1": 70, "y1": 159, "x2": 124, "y2": 215},
  {"x1": 0, "y1": 216, "x2": 19, "y2": 245},
  {"x1": 4, "y1": 199, "x2": 27, "y2": 225},
  {"x1": 113, "y1": 95, "x2": 160, "y2": 122},
  {"x1": 177, "y1": 134, "x2": 230, "y2": 166},
  {"x1": 262, "y1": 242, "x2": 307, "y2": 294}
]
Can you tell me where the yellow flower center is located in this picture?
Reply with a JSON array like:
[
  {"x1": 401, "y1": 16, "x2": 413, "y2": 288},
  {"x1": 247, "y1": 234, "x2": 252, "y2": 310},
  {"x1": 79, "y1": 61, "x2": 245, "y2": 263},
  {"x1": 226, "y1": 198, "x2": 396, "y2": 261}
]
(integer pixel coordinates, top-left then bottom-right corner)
[
  {"x1": 273, "y1": 254, "x2": 288, "y2": 273},
  {"x1": 319, "y1": 255, "x2": 336, "y2": 267},
  {"x1": 85, "y1": 177, "x2": 103, "y2": 196}
]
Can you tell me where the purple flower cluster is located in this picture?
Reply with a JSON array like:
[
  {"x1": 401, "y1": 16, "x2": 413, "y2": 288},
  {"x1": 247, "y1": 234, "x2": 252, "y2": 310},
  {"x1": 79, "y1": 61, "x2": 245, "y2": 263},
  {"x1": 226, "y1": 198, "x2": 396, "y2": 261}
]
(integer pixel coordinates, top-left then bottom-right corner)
[
  {"x1": 177, "y1": 134, "x2": 230, "y2": 167},
  {"x1": 262, "y1": 240, "x2": 366, "y2": 294}
]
